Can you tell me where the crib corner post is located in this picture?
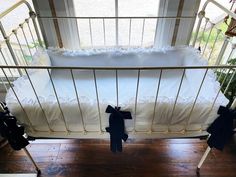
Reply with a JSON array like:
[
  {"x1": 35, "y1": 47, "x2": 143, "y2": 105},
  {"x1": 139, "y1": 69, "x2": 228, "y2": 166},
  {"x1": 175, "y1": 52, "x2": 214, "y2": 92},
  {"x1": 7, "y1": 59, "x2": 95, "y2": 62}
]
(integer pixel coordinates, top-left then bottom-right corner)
[{"x1": 23, "y1": 147, "x2": 41, "y2": 176}]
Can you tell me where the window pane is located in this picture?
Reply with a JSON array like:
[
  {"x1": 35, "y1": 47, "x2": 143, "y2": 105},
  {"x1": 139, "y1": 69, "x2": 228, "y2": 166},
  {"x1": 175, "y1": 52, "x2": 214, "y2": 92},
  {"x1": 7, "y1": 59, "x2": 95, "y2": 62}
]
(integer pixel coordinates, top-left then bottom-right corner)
[
  {"x1": 118, "y1": 0, "x2": 160, "y2": 17},
  {"x1": 73, "y1": 0, "x2": 115, "y2": 17}
]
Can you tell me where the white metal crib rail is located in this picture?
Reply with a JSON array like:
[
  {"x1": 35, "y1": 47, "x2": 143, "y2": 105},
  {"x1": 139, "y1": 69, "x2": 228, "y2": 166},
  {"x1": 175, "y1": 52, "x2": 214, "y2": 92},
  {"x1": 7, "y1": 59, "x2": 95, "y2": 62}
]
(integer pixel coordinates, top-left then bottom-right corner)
[{"x1": 0, "y1": 65, "x2": 236, "y2": 138}]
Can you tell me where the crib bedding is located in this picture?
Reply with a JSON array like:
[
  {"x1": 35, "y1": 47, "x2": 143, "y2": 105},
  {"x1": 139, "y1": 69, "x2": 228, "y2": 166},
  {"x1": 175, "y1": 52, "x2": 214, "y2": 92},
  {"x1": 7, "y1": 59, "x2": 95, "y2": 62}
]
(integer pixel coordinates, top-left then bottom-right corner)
[{"x1": 5, "y1": 46, "x2": 229, "y2": 137}]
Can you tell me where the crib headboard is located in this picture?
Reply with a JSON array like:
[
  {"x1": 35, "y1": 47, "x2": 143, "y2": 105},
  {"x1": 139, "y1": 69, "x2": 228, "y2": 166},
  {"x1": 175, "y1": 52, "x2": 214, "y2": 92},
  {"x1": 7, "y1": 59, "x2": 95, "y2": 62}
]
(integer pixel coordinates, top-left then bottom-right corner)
[
  {"x1": 1, "y1": 0, "x2": 236, "y2": 66},
  {"x1": 0, "y1": 0, "x2": 236, "y2": 65},
  {"x1": 0, "y1": 0, "x2": 43, "y2": 68}
]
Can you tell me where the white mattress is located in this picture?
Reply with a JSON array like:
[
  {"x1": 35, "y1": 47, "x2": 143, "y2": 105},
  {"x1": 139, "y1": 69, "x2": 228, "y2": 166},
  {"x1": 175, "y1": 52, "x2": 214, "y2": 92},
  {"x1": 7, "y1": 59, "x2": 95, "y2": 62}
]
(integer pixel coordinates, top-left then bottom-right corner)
[{"x1": 5, "y1": 46, "x2": 229, "y2": 137}]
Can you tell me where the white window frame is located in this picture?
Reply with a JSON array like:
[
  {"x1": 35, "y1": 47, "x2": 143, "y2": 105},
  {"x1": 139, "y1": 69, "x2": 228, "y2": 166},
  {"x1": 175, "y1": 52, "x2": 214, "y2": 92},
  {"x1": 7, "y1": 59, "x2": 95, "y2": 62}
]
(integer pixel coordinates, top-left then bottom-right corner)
[{"x1": 34, "y1": 0, "x2": 200, "y2": 49}]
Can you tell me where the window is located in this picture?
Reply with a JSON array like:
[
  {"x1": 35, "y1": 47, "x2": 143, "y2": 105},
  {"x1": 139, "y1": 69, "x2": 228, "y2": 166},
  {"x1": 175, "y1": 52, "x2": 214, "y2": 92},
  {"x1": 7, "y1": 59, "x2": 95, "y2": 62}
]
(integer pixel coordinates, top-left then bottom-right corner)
[
  {"x1": 34, "y1": 0, "x2": 199, "y2": 49},
  {"x1": 73, "y1": 0, "x2": 160, "y2": 47}
]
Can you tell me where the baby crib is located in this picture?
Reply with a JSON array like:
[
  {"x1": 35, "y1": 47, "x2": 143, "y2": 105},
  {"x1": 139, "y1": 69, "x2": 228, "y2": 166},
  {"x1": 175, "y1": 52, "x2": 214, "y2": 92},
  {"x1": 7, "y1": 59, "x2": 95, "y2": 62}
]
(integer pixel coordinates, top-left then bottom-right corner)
[{"x1": 0, "y1": 0, "x2": 236, "y2": 175}]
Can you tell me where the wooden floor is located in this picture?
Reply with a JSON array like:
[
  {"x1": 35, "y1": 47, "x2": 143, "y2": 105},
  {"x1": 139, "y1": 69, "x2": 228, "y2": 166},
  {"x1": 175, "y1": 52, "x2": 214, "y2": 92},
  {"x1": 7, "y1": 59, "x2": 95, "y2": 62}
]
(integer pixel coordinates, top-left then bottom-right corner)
[{"x1": 0, "y1": 136, "x2": 236, "y2": 177}]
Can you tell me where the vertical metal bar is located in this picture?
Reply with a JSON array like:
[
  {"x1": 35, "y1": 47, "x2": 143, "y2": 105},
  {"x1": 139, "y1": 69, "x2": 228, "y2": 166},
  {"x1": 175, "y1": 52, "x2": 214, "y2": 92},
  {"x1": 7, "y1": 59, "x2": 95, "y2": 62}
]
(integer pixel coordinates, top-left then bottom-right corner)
[
  {"x1": 225, "y1": 47, "x2": 234, "y2": 64},
  {"x1": 141, "y1": 18, "x2": 145, "y2": 46},
  {"x1": 29, "y1": 11, "x2": 43, "y2": 47},
  {"x1": 198, "y1": 18, "x2": 209, "y2": 48},
  {"x1": 223, "y1": 69, "x2": 236, "y2": 95},
  {"x1": 116, "y1": 70, "x2": 119, "y2": 107},
  {"x1": 89, "y1": 19, "x2": 93, "y2": 47},
  {"x1": 215, "y1": 37, "x2": 229, "y2": 65},
  {"x1": 151, "y1": 69, "x2": 162, "y2": 132},
  {"x1": 128, "y1": 18, "x2": 132, "y2": 46},
  {"x1": 202, "y1": 24, "x2": 214, "y2": 55},
  {"x1": 76, "y1": 19, "x2": 81, "y2": 48},
  {"x1": 0, "y1": 22, "x2": 21, "y2": 68},
  {"x1": 209, "y1": 68, "x2": 231, "y2": 113},
  {"x1": 230, "y1": 96, "x2": 236, "y2": 109},
  {"x1": 20, "y1": 24, "x2": 33, "y2": 59},
  {"x1": 47, "y1": 69, "x2": 69, "y2": 132},
  {"x1": 24, "y1": 69, "x2": 52, "y2": 132},
  {"x1": 26, "y1": 19, "x2": 37, "y2": 49},
  {"x1": 0, "y1": 76, "x2": 8, "y2": 91},
  {"x1": 103, "y1": 18, "x2": 106, "y2": 46},
  {"x1": 185, "y1": 69, "x2": 208, "y2": 129},
  {"x1": 115, "y1": 0, "x2": 119, "y2": 46},
  {"x1": 207, "y1": 29, "x2": 221, "y2": 61},
  {"x1": 1, "y1": 68, "x2": 34, "y2": 131},
  {"x1": 169, "y1": 69, "x2": 185, "y2": 130},
  {"x1": 13, "y1": 30, "x2": 29, "y2": 66},
  {"x1": 192, "y1": 11, "x2": 205, "y2": 47},
  {"x1": 70, "y1": 69, "x2": 86, "y2": 133},
  {"x1": 0, "y1": 48, "x2": 14, "y2": 77},
  {"x1": 134, "y1": 69, "x2": 140, "y2": 132},
  {"x1": 153, "y1": 18, "x2": 159, "y2": 47},
  {"x1": 93, "y1": 69, "x2": 102, "y2": 133}
]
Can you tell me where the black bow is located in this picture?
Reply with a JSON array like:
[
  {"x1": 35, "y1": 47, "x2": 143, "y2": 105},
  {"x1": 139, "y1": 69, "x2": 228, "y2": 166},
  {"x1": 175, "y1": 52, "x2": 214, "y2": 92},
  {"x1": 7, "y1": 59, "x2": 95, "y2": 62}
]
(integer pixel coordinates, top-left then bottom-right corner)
[
  {"x1": 105, "y1": 105, "x2": 132, "y2": 153},
  {"x1": 0, "y1": 102, "x2": 29, "y2": 150}
]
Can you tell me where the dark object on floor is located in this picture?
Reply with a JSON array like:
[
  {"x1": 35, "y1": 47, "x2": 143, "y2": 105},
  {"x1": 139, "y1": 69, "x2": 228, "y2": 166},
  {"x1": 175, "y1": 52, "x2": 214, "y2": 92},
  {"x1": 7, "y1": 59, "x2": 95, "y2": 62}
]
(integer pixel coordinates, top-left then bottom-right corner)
[
  {"x1": 207, "y1": 105, "x2": 236, "y2": 150},
  {"x1": 105, "y1": 105, "x2": 132, "y2": 153},
  {"x1": 0, "y1": 102, "x2": 29, "y2": 150}
]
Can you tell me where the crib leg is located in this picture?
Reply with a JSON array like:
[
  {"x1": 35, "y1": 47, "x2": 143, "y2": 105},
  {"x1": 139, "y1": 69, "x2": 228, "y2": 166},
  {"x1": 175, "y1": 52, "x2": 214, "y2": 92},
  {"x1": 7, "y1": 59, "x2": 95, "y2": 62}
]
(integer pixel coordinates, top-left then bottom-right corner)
[
  {"x1": 23, "y1": 147, "x2": 41, "y2": 176},
  {"x1": 196, "y1": 146, "x2": 211, "y2": 174}
]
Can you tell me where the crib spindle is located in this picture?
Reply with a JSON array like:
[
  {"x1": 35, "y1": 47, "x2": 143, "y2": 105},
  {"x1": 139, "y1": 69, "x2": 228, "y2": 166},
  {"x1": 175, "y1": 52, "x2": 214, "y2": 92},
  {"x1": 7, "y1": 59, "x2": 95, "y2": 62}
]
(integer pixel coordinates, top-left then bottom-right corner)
[
  {"x1": 153, "y1": 18, "x2": 159, "y2": 47},
  {"x1": 13, "y1": 30, "x2": 29, "y2": 66},
  {"x1": 116, "y1": 70, "x2": 119, "y2": 107},
  {"x1": 93, "y1": 69, "x2": 103, "y2": 133},
  {"x1": 47, "y1": 69, "x2": 69, "y2": 132},
  {"x1": 215, "y1": 37, "x2": 230, "y2": 65},
  {"x1": 223, "y1": 69, "x2": 236, "y2": 95},
  {"x1": 168, "y1": 69, "x2": 185, "y2": 132},
  {"x1": 208, "y1": 68, "x2": 231, "y2": 115},
  {"x1": 25, "y1": 69, "x2": 52, "y2": 132},
  {"x1": 185, "y1": 69, "x2": 208, "y2": 130},
  {"x1": 20, "y1": 23, "x2": 33, "y2": 59},
  {"x1": 0, "y1": 75, "x2": 8, "y2": 92},
  {"x1": 134, "y1": 69, "x2": 141, "y2": 133},
  {"x1": 207, "y1": 29, "x2": 221, "y2": 62},
  {"x1": 29, "y1": 11, "x2": 43, "y2": 47},
  {"x1": 151, "y1": 69, "x2": 162, "y2": 132},
  {"x1": 103, "y1": 18, "x2": 106, "y2": 46},
  {"x1": 70, "y1": 69, "x2": 86, "y2": 133},
  {"x1": 192, "y1": 11, "x2": 205, "y2": 47},
  {"x1": 89, "y1": 19, "x2": 93, "y2": 47},
  {"x1": 141, "y1": 18, "x2": 145, "y2": 46},
  {"x1": 202, "y1": 23, "x2": 214, "y2": 56},
  {"x1": 26, "y1": 18, "x2": 38, "y2": 50},
  {"x1": 0, "y1": 22, "x2": 21, "y2": 68},
  {"x1": 226, "y1": 45, "x2": 235, "y2": 64},
  {"x1": 128, "y1": 18, "x2": 132, "y2": 46},
  {"x1": 0, "y1": 48, "x2": 14, "y2": 77},
  {"x1": 199, "y1": 17, "x2": 209, "y2": 48},
  {"x1": 1, "y1": 68, "x2": 34, "y2": 132}
]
